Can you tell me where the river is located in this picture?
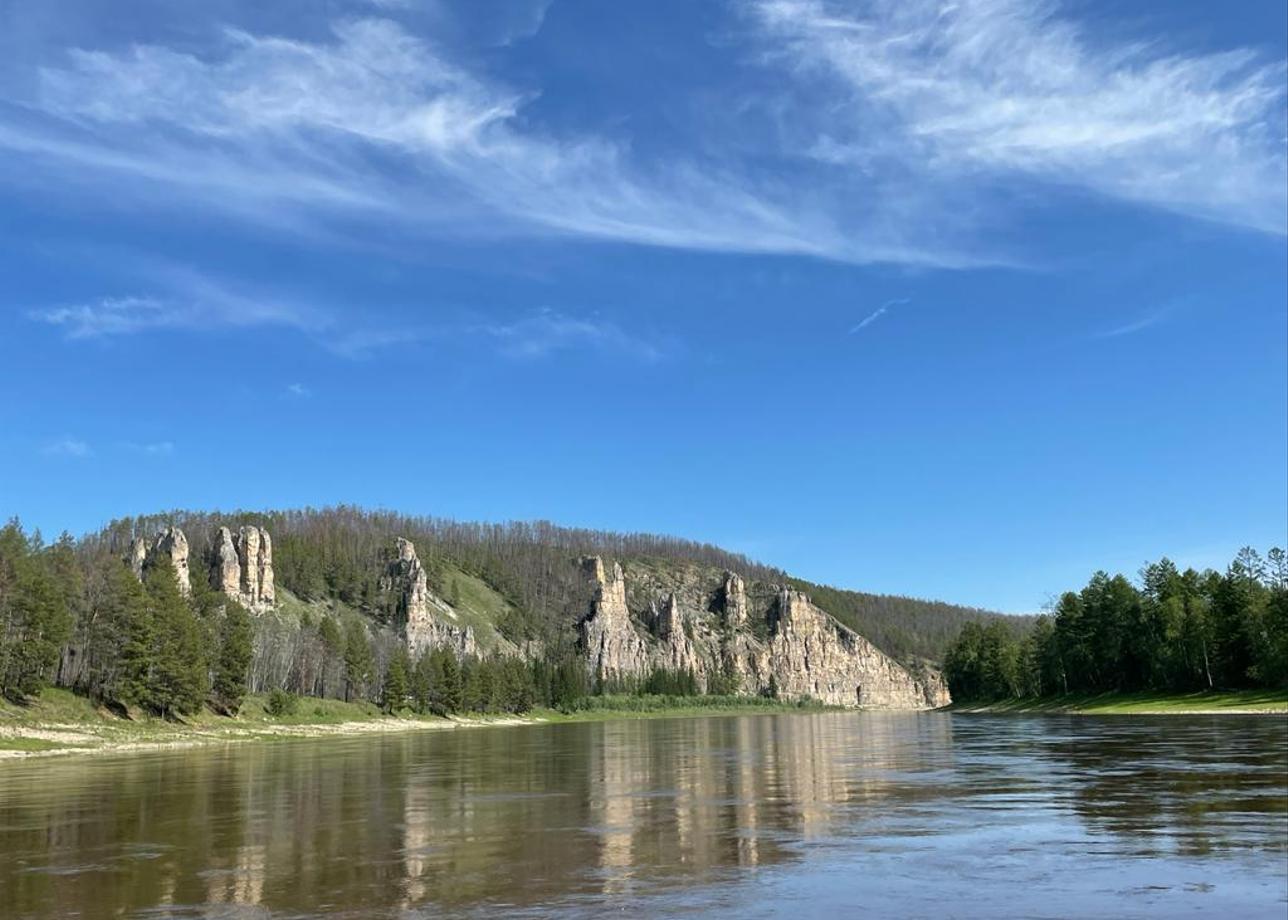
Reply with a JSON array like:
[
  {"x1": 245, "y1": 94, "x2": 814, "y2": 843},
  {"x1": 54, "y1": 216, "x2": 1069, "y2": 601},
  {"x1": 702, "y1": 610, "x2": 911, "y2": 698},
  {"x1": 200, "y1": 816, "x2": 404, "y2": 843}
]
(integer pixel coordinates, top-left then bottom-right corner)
[{"x1": 1, "y1": 712, "x2": 1285, "y2": 918}]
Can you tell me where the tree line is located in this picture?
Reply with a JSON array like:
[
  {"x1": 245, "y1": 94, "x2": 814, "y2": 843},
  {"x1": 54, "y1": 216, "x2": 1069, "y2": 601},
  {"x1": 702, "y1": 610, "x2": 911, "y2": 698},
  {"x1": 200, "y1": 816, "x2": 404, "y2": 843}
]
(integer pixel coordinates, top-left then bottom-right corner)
[
  {"x1": 943, "y1": 547, "x2": 1288, "y2": 701},
  {"x1": 78, "y1": 506, "x2": 1002, "y2": 662},
  {"x1": 0, "y1": 517, "x2": 738, "y2": 717}
]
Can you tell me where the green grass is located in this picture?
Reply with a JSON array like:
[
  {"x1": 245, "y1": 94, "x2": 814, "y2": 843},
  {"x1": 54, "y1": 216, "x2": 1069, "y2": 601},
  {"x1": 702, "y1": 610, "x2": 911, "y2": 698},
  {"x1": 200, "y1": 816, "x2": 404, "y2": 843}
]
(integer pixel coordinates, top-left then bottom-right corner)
[
  {"x1": 532, "y1": 694, "x2": 835, "y2": 722},
  {"x1": 0, "y1": 737, "x2": 81, "y2": 753},
  {"x1": 435, "y1": 567, "x2": 514, "y2": 653},
  {"x1": 953, "y1": 689, "x2": 1288, "y2": 715},
  {"x1": 0, "y1": 686, "x2": 106, "y2": 724}
]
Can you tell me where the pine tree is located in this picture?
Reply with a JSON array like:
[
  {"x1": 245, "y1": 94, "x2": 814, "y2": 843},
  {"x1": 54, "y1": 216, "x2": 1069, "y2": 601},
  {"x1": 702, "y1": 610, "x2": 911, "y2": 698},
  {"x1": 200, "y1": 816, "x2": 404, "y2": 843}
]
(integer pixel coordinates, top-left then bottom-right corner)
[
  {"x1": 343, "y1": 620, "x2": 374, "y2": 702},
  {"x1": 211, "y1": 600, "x2": 253, "y2": 714},
  {"x1": 381, "y1": 647, "x2": 411, "y2": 713},
  {"x1": 0, "y1": 522, "x2": 72, "y2": 700},
  {"x1": 437, "y1": 648, "x2": 463, "y2": 713},
  {"x1": 143, "y1": 559, "x2": 208, "y2": 718}
]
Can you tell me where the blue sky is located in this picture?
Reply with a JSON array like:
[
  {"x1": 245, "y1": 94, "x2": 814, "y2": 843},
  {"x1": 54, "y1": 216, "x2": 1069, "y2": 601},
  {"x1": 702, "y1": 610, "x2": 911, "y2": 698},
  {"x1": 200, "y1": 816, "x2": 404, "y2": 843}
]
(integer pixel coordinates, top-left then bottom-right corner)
[{"x1": 1, "y1": 0, "x2": 1285, "y2": 613}]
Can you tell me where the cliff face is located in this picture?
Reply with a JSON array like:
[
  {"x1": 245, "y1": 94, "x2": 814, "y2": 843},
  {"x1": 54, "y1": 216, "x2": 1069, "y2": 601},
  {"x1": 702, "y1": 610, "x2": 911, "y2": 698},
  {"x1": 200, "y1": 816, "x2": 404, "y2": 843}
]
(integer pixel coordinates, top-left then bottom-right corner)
[
  {"x1": 577, "y1": 557, "x2": 949, "y2": 710},
  {"x1": 381, "y1": 538, "x2": 477, "y2": 659},
  {"x1": 210, "y1": 525, "x2": 276, "y2": 611},
  {"x1": 126, "y1": 526, "x2": 191, "y2": 595},
  {"x1": 579, "y1": 557, "x2": 652, "y2": 682}
]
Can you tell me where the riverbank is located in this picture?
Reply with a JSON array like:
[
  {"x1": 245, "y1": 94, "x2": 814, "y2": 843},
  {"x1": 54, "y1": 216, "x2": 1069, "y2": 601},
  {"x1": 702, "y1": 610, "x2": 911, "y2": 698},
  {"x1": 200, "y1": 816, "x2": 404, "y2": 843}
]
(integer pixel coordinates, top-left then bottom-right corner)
[
  {"x1": 952, "y1": 689, "x2": 1288, "y2": 715},
  {"x1": 0, "y1": 689, "x2": 830, "y2": 760}
]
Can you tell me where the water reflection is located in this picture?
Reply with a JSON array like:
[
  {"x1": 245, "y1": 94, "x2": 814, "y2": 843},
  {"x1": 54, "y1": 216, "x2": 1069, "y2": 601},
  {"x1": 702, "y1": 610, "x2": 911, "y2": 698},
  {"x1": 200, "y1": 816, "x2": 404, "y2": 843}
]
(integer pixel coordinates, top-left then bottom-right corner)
[{"x1": 0, "y1": 712, "x2": 1284, "y2": 918}]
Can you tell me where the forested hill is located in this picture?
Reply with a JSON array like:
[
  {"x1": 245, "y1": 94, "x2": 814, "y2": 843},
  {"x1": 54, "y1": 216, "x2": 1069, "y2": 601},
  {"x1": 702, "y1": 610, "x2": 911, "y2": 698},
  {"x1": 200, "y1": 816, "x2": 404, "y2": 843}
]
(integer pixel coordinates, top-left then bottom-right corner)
[
  {"x1": 77, "y1": 506, "x2": 1013, "y2": 664},
  {"x1": 785, "y1": 579, "x2": 1033, "y2": 664}
]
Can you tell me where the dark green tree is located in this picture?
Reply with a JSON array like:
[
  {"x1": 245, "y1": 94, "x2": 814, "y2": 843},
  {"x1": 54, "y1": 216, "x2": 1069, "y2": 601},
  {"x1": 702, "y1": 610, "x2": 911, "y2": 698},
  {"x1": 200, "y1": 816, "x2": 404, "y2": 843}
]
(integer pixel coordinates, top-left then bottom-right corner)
[
  {"x1": 343, "y1": 620, "x2": 374, "y2": 702},
  {"x1": 211, "y1": 600, "x2": 253, "y2": 714},
  {"x1": 382, "y1": 646, "x2": 411, "y2": 712}
]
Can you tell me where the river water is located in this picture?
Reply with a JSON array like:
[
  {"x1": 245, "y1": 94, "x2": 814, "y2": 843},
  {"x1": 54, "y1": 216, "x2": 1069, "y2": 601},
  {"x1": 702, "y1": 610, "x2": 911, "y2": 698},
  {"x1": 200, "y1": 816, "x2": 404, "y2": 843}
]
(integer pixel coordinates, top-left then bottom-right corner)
[{"x1": 1, "y1": 712, "x2": 1285, "y2": 918}]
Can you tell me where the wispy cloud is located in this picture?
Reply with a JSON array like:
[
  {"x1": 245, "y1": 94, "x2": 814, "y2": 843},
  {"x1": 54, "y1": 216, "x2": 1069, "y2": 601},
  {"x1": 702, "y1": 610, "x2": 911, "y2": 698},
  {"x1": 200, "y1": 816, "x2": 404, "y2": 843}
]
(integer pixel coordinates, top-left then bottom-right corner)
[
  {"x1": 849, "y1": 297, "x2": 909, "y2": 334},
  {"x1": 477, "y1": 309, "x2": 663, "y2": 361},
  {"x1": 752, "y1": 0, "x2": 1287, "y2": 235},
  {"x1": 29, "y1": 268, "x2": 324, "y2": 340},
  {"x1": 42, "y1": 436, "x2": 90, "y2": 458},
  {"x1": 122, "y1": 440, "x2": 176, "y2": 455},
  {"x1": 0, "y1": 18, "x2": 940, "y2": 266},
  {"x1": 285, "y1": 382, "x2": 312, "y2": 398},
  {"x1": 0, "y1": 3, "x2": 1279, "y2": 278},
  {"x1": 0, "y1": 16, "x2": 1001, "y2": 267},
  {"x1": 1094, "y1": 307, "x2": 1171, "y2": 339}
]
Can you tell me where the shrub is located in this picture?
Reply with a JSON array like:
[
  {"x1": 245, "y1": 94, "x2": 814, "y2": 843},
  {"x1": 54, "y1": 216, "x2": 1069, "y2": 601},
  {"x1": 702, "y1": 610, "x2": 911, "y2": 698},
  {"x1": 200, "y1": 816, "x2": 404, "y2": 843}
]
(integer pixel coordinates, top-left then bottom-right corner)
[{"x1": 266, "y1": 688, "x2": 298, "y2": 717}]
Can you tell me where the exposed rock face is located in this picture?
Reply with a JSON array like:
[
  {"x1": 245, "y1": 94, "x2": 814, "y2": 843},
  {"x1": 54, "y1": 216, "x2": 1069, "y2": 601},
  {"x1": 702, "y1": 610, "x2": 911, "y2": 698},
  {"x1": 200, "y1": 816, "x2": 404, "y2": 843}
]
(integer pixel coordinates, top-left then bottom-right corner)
[
  {"x1": 125, "y1": 527, "x2": 191, "y2": 594},
  {"x1": 382, "y1": 538, "x2": 476, "y2": 659},
  {"x1": 579, "y1": 557, "x2": 652, "y2": 684},
  {"x1": 151, "y1": 527, "x2": 191, "y2": 596},
  {"x1": 209, "y1": 525, "x2": 275, "y2": 611},
  {"x1": 722, "y1": 572, "x2": 747, "y2": 627},
  {"x1": 212, "y1": 528, "x2": 241, "y2": 597},
  {"x1": 766, "y1": 589, "x2": 929, "y2": 708},
  {"x1": 656, "y1": 593, "x2": 700, "y2": 679},
  {"x1": 128, "y1": 537, "x2": 148, "y2": 581},
  {"x1": 577, "y1": 558, "x2": 949, "y2": 710}
]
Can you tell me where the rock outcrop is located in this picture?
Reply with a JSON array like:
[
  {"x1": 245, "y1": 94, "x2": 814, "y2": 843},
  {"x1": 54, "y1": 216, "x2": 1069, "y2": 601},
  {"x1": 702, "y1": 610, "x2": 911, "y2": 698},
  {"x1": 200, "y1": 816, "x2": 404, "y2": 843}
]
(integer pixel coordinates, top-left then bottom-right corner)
[
  {"x1": 579, "y1": 557, "x2": 652, "y2": 683},
  {"x1": 577, "y1": 558, "x2": 948, "y2": 710},
  {"x1": 125, "y1": 526, "x2": 191, "y2": 595},
  {"x1": 152, "y1": 527, "x2": 191, "y2": 596},
  {"x1": 212, "y1": 528, "x2": 241, "y2": 597},
  {"x1": 382, "y1": 538, "x2": 476, "y2": 658},
  {"x1": 722, "y1": 572, "x2": 747, "y2": 627},
  {"x1": 766, "y1": 588, "x2": 929, "y2": 708},
  {"x1": 209, "y1": 525, "x2": 275, "y2": 611},
  {"x1": 128, "y1": 537, "x2": 148, "y2": 581},
  {"x1": 655, "y1": 592, "x2": 700, "y2": 678}
]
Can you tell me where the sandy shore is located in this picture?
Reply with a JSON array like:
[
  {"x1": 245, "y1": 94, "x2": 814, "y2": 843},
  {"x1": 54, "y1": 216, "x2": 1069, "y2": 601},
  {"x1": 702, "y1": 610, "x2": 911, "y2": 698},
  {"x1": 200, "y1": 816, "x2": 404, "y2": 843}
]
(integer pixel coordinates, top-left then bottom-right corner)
[{"x1": 0, "y1": 714, "x2": 543, "y2": 761}]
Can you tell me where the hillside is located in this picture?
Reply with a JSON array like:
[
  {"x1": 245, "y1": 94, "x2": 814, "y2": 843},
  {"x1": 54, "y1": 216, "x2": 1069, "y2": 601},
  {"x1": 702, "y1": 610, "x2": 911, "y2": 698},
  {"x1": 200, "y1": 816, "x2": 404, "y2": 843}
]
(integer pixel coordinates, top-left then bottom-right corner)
[
  {"x1": 0, "y1": 506, "x2": 1032, "y2": 718},
  {"x1": 84, "y1": 506, "x2": 1018, "y2": 665}
]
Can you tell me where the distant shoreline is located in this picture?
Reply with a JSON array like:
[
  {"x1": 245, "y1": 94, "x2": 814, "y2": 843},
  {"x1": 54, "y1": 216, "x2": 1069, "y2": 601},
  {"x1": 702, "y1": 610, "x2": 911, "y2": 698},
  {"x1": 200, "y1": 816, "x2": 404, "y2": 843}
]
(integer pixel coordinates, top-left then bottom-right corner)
[
  {"x1": 950, "y1": 689, "x2": 1288, "y2": 716},
  {"x1": 0, "y1": 690, "x2": 836, "y2": 762}
]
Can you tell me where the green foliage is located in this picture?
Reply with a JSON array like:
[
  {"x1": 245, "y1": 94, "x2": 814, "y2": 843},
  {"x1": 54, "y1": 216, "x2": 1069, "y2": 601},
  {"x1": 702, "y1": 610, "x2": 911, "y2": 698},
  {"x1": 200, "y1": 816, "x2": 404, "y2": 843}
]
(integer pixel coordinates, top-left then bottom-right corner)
[
  {"x1": 381, "y1": 647, "x2": 410, "y2": 713},
  {"x1": 265, "y1": 688, "x2": 298, "y2": 717},
  {"x1": 211, "y1": 601, "x2": 253, "y2": 714},
  {"x1": 945, "y1": 547, "x2": 1288, "y2": 702},
  {"x1": 141, "y1": 560, "x2": 208, "y2": 717},
  {"x1": 342, "y1": 620, "x2": 374, "y2": 702},
  {"x1": 0, "y1": 521, "x2": 73, "y2": 700},
  {"x1": 641, "y1": 667, "x2": 699, "y2": 696}
]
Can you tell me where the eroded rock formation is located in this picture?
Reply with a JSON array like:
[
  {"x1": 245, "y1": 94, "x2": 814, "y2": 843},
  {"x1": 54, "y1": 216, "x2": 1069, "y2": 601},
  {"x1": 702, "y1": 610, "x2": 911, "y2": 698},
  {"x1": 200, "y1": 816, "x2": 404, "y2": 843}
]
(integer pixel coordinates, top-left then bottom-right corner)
[
  {"x1": 577, "y1": 557, "x2": 948, "y2": 709},
  {"x1": 125, "y1": 526, "x2": 191, "y2": 595},
  {"x1": 209, "y1": 525, "x2": 275, "y2": 611},
  {"x1": 579, "y1": 557, "x2": 651, "y2": 683},
  {"x1": 382, "y1": 538, "x2": 476, "y2": 658}
]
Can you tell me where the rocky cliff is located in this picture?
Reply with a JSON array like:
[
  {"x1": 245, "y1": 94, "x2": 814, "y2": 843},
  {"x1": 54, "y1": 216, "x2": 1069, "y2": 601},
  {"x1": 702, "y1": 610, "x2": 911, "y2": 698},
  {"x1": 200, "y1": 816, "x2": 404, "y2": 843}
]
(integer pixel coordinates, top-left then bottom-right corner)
[
  {"x1": 381, "y1": 538, "x2": 477, "y2": 658},
  {"x1": 126, "y1": 526, "x2": 191, "y2": 596},
  {"x1": 577, "y1": 557, "x2": 949, "y2": 710},
  {"x1": 210, "y1": 525, "x2": 276, "y2": 611}
]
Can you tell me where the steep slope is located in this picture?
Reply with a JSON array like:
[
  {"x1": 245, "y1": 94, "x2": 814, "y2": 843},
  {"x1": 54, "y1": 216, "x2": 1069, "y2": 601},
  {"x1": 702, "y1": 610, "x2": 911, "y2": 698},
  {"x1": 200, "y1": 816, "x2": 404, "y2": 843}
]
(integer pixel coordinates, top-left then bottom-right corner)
[{"x1": 579, "y1": 556, "x2": 948, "y2": 709}]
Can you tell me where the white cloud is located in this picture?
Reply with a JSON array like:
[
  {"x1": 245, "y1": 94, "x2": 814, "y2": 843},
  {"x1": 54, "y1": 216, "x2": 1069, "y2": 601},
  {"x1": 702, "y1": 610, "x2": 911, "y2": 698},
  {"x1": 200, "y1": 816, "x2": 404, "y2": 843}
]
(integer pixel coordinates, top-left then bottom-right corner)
[
  {"x1": 28, "y1": 268, "x2": 327, "y2": 339},
  {"x1": 753, "y1": 0, "x2": 1287, "y2": 234},
  {"x1": 849, "y1": 297, "x2": 909, "y2": 334},
  {"x1": 478, "y1": 309, "x2": 663, "y2": 361},
  {"x1": 122, "y1": 440, "x2": 176, "y2": 455},
  {"x1": 285, "y1": 382, "x2": 312, "y2": 398},
  {"x1": 42, "y1": 436, "x2": 90, "y2": 457},
  {"x1": 0, "y1": 16, "x2": 979, "y2": 267},
  {"x1": 1094, "y1": 307, "x2": 1171, "y2": 339},
  {"x1": 0, "y1": 2, "x2": 1279, "y2": 281}
]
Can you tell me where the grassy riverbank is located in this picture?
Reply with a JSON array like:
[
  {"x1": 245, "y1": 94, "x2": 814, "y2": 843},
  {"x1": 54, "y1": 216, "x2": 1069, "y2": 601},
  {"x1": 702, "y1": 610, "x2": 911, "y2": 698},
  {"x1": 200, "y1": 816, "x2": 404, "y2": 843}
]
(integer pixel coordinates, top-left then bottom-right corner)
[
  {"x1": 952, "y1": 689, "x2": 1288, "y2": 715},
  {"x1": 0, "y1": 689, "x2": 829, "y2": 759}
]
